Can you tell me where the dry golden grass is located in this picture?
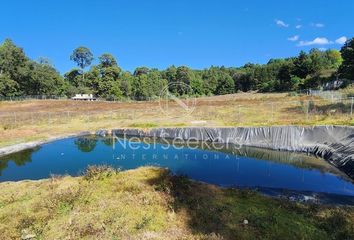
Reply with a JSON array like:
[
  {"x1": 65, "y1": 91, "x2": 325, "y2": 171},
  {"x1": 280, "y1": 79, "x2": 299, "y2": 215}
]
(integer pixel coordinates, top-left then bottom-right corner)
[
  {"x1": 1, "y1": 94, "x2": 354, "y2": 239},
  {"x1": 0, "y1": 92, "x2": 353, "y2": 147},
  {"x1": 0, "y1": 167, "x2": 353, "y2": 240}
]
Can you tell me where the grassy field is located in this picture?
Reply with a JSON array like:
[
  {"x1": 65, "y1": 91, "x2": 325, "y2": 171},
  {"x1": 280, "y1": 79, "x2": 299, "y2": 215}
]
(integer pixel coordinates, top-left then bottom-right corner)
[
  {"x1": 1, "y1": 93, "x2": 354, "y2": 239},
  {"x1": 0, "y1": 92, "x2": 353, "y2": 147},
  {"x1": 0, "y1": 166, "x2": 353, "y2": 240}
]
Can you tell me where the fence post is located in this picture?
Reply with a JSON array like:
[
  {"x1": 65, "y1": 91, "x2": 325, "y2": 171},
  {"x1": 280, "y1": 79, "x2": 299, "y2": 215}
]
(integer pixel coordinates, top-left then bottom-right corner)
[
  {"x1": 238, "y1": 105, "x2": 241, "y2": 123},
  {"x1": 351, "y1": 97, "x2": 354, "y2": 116},
  {"x1": 271, "y1": 102, "x2": 274, "y2": 122}
]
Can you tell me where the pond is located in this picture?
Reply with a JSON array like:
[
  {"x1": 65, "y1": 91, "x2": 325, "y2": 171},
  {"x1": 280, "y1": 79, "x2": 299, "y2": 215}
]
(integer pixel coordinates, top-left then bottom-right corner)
[{"x1": 1, "y1": 135, "x2": 354, "y2": 202}]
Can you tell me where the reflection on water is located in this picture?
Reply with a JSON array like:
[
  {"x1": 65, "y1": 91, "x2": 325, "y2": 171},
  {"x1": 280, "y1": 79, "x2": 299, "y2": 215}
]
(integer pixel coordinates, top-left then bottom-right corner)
[
  {"x1": 0, "y1": 135, "x2": 353, "y2": 199},
  {"x1": 0, "y1": 147, "x2": 39, "y2": 175},
  {"x1": 74, "y1": 136, "x2": 98, "y2": 153},
  {"x1": 207, "y1": 144, "x2": 343, "y2": 176}
]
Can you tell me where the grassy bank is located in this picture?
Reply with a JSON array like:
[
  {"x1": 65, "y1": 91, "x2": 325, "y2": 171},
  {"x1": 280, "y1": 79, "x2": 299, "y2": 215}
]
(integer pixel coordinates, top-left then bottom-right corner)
[
  {"x1": 1, "y1": 166, "x2": 353, "y2": 240},
  {"x1": 0, "y1": 93, "x2": 353, "y2": 148}
]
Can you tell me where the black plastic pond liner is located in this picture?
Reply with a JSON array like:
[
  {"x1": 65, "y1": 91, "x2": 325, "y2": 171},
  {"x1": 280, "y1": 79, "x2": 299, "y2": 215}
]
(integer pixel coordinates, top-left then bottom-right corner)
[
  {"x1": 258, "y1": 187, "x2": 354, "y2": 205},
  {"x1": 112, "y1": 126, "x2": 354, "y2": 180}
]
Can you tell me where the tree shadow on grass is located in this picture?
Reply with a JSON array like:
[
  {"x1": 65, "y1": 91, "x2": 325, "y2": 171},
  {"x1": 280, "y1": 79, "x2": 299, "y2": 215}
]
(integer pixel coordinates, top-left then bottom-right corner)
[{"x1": 145, "y1": 168, "x2": 354, "y2": 240}]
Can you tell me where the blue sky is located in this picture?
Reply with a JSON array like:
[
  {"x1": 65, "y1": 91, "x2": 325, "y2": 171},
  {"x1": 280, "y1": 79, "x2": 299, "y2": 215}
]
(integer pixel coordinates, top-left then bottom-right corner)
[{"x1": 0, "y1": 0, "x2": 353, "y2": 74}]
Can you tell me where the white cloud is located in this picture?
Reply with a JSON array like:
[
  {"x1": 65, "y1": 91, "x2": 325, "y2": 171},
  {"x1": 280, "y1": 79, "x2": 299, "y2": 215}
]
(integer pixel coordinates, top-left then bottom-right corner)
[
  {"x1": 335, "y1": 36, "x2": 347, "y2": 45},
  {"x1": 288, "y1": 35, "x2": 299, "y2": 41},
  {"x1": 297, "y1": 37, "x2": 333, "y2": 47},
  {"x1": 295, "y1": 25, "x2": 302, "y2": 29},
  {"x1": 275, "y1": 19, "x2": 289, "y2": 28},
  {"x1": 319, "y1": 48, "x2": 327, "y2": 51},
  {"x1": 311, "y1": 23, "x2": 325, "y2": 28}
]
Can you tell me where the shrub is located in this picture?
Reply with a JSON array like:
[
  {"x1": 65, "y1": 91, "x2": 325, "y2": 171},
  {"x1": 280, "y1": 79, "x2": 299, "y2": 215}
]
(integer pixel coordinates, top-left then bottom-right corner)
[{"x1": 83, "y1": 165, "x2": 120, "y2": 181}]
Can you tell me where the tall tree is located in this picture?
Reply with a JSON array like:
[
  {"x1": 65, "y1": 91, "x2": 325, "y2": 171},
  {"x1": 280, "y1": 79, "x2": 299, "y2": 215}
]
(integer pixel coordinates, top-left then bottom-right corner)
[
  {"x1": 29, "y1": 61, "x2": 65, "y2": 95},
  {"x1": 0, "y1": 73, "x2": 19, "y2": 97},
  {"x1": 325, "y1": 50, "x2": 342, "y2": 69},
  {"x1": 0, "y1": 39, "x2": 28, "y2": 79},
  {"x1": 64, "y1": 69, "x2": 83, "y2": 88},
  {"x1": 339, "y1": 37, "x2": 354, "y2": 80},
  {"x1": 0, "y1": 39, "x2": 29, "y2": 95},
  {"x1": 98, "y1": 53, "x2": 117, "y2": 68},
  {"x1": 134, "y1": 67, "x2": 150, "y2": 76},
  {"x1": 293, "y1": 51, "x2": 312, "y2": 79},
  {"x1": 215, "y1": 73, "x2": 235, "y2": 95},
  {"x1": 70, "y1": 47, "x2": 94, "y2": 81}
]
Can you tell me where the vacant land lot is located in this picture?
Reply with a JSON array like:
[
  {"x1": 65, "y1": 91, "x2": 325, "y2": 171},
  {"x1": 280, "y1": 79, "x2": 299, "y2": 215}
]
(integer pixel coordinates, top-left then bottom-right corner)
[
  {"x1": 1, "y1": 95, "x2": 354, "y2": 239},
  {"x1": 0, "y1": 93, "x2": 353, "y2": 147},
  {"x1": 1, "y1": 167, "x2": 353, "y2": 240}
]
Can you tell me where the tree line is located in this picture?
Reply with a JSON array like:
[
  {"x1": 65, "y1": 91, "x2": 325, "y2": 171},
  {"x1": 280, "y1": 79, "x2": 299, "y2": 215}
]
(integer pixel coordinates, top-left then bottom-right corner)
[{"x1": 0, "y1": 38, "x2": 354, "y2": 99}]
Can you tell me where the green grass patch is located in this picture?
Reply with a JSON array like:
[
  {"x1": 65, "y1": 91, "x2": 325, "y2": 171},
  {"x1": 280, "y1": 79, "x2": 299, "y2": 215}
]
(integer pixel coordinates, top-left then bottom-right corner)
[{"x1": 128, "y1": 122, "x2": 159, "y2": 128}]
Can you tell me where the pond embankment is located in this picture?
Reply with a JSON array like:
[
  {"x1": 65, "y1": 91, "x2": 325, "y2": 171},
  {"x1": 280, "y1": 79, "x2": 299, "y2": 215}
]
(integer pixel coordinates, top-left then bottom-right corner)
[
  {"x1": 0, "y1": 132, "x2": 92, "y2": 156},
  {"x1": 1, "y1": 126, "x2": 353, "y2": 180},
  {"x1": 113, "y1": 126, "x2": 354, "y2": 180}
]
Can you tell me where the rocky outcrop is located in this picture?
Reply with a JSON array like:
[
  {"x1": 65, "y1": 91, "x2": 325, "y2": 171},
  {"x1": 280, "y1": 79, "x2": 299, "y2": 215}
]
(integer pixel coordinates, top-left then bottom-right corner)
[{"x1": 112, "y1": 126, "x2": 354, "y2": 179}]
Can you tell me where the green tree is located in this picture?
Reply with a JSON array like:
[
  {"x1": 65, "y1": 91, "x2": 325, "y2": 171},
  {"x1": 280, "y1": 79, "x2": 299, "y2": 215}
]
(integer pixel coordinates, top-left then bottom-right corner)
[
  {"x1": 120, "y1": 72, "x2": 134, "y2": 98},
  {"x1": 169, "y1": 66, "x2": 195, "y2": 95},
  {"x1": 339, "y1": 37, "x2": 354, "y2": 79},
  {"x1": 0, "y1": 39, "x2": 30, "y2": 95},
  {"x1": 146, "y1": 70, "x2": 168, "y2": 98},
  {"x1": 190, "y1": 74, "x2": 205, "y2": 96},
  {"x1": 28, "y1": 61, "x2": 65, "y2": 95},
  {"x1": 276, "y1": 62, "x2": 295, "y2": 91},
  {"x1": 0, "y1": 39, "x2": 28, "y2": 81},
  {"x1": 176, "y1": 66, "x2": 192, "y2": 85},
  {"x1": 70, "y1": 46, "x2": 94, "y2": 81},
  {"x1": 163, "y1": 65, "x2": 177, "y2": 83},
  {"x1": 64, "y1": 69, "x2": 83, "y2": 88},
  {"x1": 98, "y1": 53, "x2": 117, "y2": 68},
  {"x1": 134, "y1": 67, "x2": 150, "y2": 76},
  {"x1": 202, "y1": 67, "x2": 221, "y2": 95},
  {"x1": 325, "y1": 49, "x2": 342, "y2": 69},
  {"x1": 131, "y1": 74, "x2": 149, "y2": 100},
  {"x1": 215, "y1": 73, "x2": 235, "y2": 95},
  {"x1": 0, "y1": 74, "x2": 19, "y2": 97},
  {"x1": 293, "y1": 51, "x2": 312, "y2": 79},
  {"x1": 97, "y1": 66, "x2": 122, "y2": 98}
]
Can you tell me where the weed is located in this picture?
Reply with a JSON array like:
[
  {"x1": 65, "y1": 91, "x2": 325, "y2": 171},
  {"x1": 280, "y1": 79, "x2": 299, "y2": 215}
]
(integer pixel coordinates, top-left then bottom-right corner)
[
  {"x1": 128, "y1": 123, "x2": 158, "y2": 128},
  {"x1": 83, "y1": 165, "x2": 120, "y2": 181},
  {"x1": 135, "y1": 215, "x2": 152, "y2": 230},
  {"x1": 42, "y1": 186, "x2": 81, "y2": 216},
  {"x1": 1, "y1": 167, "x2": 353, "y2": 240}
]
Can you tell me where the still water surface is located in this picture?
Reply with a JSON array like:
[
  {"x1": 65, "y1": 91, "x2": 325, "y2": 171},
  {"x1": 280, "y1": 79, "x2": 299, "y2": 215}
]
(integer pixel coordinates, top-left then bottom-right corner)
[{"x1": 1, "y1": 135, "x2": 354, "y2": 198}]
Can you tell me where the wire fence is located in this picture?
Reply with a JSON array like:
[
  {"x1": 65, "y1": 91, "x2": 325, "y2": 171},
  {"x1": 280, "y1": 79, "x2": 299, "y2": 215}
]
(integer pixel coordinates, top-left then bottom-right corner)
[
  {"x1": 0, "y1": 95, "x2": 162, "y2": 102},
  {"x1": 1, "y1": 96, "x2": 353, "y2": 127},
  {"x1": 0, "y1": 87, "x2": 350, "y2": 103}
]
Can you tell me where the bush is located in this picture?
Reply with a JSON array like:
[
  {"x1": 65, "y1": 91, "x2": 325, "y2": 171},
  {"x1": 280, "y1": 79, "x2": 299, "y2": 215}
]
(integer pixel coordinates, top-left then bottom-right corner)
[{"x1": 83, "y1": 165, "x2": 120, "y2": 181}]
